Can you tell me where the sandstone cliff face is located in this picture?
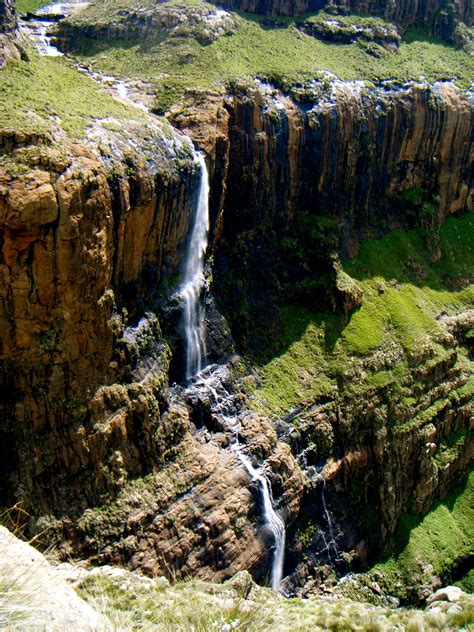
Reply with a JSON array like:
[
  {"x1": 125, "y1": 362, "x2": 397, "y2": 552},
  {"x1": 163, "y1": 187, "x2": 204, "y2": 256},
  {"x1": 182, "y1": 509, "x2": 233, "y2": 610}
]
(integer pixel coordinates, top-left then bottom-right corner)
[
  {"x1": 172, "y1": 80, "x2": 473, "y2": 349},
  {"x1": 224, "y1": 81, "x2": 471, "y2": 246},
  {"x1": 0, "y1": 122, "x2": 199, "y2": 513},
  {"x1": 212, "y1": 0, "x2": 472, "y2": 38}
]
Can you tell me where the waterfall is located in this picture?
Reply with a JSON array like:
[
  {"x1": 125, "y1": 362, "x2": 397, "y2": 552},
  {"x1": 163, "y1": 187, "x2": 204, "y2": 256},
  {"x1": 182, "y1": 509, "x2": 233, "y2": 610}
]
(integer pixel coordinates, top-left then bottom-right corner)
[
  {"x1": 182, "y1": 365, "x2": 287, "y2": 591},
  {"x1": 179, "y1": 152, "x2": 210, "y2": 381},
  {"x1": 235, "y1": 448, "x2": 286, "y2": 591},
  {"x1": 320, "y1": 478, "x2": 338, "y2": 560}
]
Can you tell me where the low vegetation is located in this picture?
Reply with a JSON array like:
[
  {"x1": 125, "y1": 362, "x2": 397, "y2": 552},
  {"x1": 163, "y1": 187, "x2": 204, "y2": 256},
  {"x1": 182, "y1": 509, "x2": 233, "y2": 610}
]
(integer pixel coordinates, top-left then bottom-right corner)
[
  {"x1": 58, "y1": 0, "x2": 474, "y2": 111},
  {"x1": 0, "y1": 51, "x2": 146, "y2": 137},
  {"x1": 330, "y1": 471, "x2": 474, "y2": 607},
  {"x1": 251, "y1": 213, "x2": 474, "y2": 417},
  {"x1": 77, "y1": 567, "x2": 474, "y2": 631},
  {"x1": 15, "y1": 0, "x2": 46, "y2": 13},
  {"x1": 374, "y1": 470, "x2": 474, "y2": 596}
]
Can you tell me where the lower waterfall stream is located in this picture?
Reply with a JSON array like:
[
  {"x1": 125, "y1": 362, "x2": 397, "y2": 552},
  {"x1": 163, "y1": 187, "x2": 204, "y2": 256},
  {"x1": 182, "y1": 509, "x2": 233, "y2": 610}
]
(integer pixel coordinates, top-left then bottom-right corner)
[
  {"x1": 234, "y1": 449, "x2": 286, "y2": 590},
  {"x1": 179, "y1": 364, "x2": 288, "y2": 591}
]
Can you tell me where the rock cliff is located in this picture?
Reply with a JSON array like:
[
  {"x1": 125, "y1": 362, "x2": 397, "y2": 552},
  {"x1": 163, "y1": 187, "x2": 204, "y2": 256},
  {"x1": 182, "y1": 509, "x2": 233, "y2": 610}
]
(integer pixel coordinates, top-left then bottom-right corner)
[
  {"x1": 212, "y1": 0, "x2": 472, "y2": 41},
  {"x1": 1, "y1": 0, "x2": 473, "y2": 593},
  {"x1": 171, "y1": 79, "x2": 472, "y2": 341},
  {"x1": 0, "y1": 98, "x2": 301, "y2": 584},
  {"x1": 170, "y1": 78, "x2": 473, "y2": 583},
  {"x1": 0, "y1": 0, "x2": 25, "y2": 63}
]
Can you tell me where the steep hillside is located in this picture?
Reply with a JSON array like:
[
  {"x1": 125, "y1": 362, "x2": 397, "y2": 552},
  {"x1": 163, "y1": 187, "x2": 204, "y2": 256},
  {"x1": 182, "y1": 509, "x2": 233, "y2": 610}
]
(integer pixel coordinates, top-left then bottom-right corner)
[{"x1": 0, "y1": 0, "x2": 472, "y2": 609}]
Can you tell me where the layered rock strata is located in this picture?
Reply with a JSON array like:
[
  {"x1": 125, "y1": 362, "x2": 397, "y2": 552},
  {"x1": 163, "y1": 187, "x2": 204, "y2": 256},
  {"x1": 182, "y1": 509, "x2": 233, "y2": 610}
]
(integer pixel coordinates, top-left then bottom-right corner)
[{"x1": 212, "y1": 0, "x2": 472, "y2": 40}]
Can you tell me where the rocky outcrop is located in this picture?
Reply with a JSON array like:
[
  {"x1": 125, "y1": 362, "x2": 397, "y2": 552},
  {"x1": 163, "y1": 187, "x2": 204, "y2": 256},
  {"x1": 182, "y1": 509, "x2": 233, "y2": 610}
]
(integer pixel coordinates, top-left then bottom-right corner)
[
  {"x1": 53, "y1": 400, "x2": 304, "y2": 582},
  {"x1": 0, "y1": 526, "x2": 107, "y2": 630},
  {"x1": 0, "y1": 0, "x2": 25, "y2": 64},
  {"x1": 286, "y1": 326, "x2": 473, "y2": 579},
  {"x1": 212, "y1": 0, "x2": 472, "y2": 41},
  {"x1": 54, "y1": 1, "x2": 236, "y2": 51},
  {"x1": 0, "y1": 0, "x2": 16, "y2": 32}
]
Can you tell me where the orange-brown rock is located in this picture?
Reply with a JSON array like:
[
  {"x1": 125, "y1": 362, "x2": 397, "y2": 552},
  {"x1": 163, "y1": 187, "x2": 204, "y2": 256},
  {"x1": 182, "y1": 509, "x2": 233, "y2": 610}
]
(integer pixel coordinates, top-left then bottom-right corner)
[{"x1": 0, "y1": 124, "x2": 198, "y2": 513}]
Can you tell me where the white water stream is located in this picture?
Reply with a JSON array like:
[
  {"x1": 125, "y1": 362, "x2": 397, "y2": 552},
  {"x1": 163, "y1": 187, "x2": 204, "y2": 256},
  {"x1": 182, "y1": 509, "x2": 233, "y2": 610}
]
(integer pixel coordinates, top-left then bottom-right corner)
[
  {"x1": 234, "y1": 448, "x2": 286, "y2": 590},
  {"x1": 185, "y1": 365, "x2": 287, "y2": 591},
  {"x1": 21, "y1": 2, "x2": 151, "y2": 110},
  {"x1": 178, "y1": 152, "x2": 209, "y2": 382}
]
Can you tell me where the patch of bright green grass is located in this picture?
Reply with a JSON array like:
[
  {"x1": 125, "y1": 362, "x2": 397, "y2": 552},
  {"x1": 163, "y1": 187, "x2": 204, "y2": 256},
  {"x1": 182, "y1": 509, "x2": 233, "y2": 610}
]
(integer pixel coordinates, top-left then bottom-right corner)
[
  {"x1": 252, "y1": 214, "x2": 474, "y2": 417},
  {"x1": 15, "y1": 0, "x2": 47, "y2": 14},
  {"x1": 252, "y1": 307, "x2": 339, "y2": 415},
  {"x1": 372, "y1": 470, "x2": 474, "y2": 594},
  {"x1": 0, "y1": 53, "x2": 145, "y2": 138},
  {"x1": 63, "y1": 1, "x2": 473, "y2": 110}
]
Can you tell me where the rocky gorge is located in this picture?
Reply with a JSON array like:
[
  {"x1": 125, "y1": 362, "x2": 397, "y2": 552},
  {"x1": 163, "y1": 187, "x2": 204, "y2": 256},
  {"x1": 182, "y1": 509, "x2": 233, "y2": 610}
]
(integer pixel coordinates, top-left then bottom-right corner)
[{"x1": 0, "y1": 0, "x2": 473, "y2": 622}]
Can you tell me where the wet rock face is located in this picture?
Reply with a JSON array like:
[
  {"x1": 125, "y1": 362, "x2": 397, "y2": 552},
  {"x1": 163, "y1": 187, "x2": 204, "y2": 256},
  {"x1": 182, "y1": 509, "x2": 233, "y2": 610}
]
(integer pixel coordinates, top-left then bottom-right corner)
[{"x1": 212, "y1": 0, "x2": 472, "y2": 40}]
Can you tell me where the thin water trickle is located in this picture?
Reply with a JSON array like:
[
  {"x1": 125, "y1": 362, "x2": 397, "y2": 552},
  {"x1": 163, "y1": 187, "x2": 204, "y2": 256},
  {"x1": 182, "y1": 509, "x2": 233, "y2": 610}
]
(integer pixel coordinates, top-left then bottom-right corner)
[{"x1": 178, "y1": 152, "x2": 210, "y2": 382}]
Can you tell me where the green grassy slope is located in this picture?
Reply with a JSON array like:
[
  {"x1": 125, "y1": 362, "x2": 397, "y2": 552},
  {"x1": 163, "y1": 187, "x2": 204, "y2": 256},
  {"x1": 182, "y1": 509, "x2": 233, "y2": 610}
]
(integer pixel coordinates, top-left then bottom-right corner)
[
  {"x1": 58, "y1": 0, "x2": 473, "y2": 111},
  {"x1": 0, "y1": 53, "x2": 146, "y2": 137},
  {"x1": 375, "y1": 470, "x2": 474, "y2": 592},
  {"x1": 251, "y1": 213, "x2": 474, "y2": 417}
]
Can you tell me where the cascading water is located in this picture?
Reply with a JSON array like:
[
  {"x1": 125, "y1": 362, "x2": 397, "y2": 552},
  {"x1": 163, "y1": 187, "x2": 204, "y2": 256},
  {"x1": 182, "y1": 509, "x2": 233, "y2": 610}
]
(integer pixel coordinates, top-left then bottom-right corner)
[
  {"x1": 178, "y1": 152, "x2": 210, "y2": 382},
  {"x1": 235, "y1": 449, "x2": 286, "y2": 591},
  {"x1": 179, "y1": 364, "x2": 287, "y2": 591}
]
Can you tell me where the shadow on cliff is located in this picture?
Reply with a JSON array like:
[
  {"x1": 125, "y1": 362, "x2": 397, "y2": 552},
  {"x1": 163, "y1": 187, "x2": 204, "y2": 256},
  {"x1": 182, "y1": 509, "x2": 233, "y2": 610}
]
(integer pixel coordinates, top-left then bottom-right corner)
[
  {"x1": 342, "y1": 215, "x2": 474, "y2": 291},
  {"x1": 251, "y1": 304, "x2": 347, "y2": 369},
  {"x1": 375, "y1": 470, "x2": 473, "y2": 596},
  {"x1": 251, "y1": 214, "x2": 473, "y2": 369}
]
